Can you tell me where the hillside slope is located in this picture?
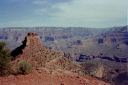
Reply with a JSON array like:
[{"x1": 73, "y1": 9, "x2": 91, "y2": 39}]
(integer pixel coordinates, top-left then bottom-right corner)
[{"x1": 5, "y1": 32, "x2": 109, "y2": 85}]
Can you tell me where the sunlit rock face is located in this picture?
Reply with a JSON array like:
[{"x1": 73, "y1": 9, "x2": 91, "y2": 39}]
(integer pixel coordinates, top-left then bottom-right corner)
[{"x1": 11, "y1": 32, "x2": 64, "y2": 69}]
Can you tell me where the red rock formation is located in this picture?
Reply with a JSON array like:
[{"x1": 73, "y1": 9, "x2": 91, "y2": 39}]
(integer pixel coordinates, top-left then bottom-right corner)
[
  {"x1": 12, "y1": 32, "x2": 64, "y2": 69},
  {"x1": 8, "y1": 32, "x2": 110, "y2": 85}
]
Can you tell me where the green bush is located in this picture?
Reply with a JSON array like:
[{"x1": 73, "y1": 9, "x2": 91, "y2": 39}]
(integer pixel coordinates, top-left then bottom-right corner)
[
  {"x1": 17, "y1": 61, "x2": 32, "y2": 75},
  {"x1": 0, "y1": 42, "x2": 11, "y2": 76}
]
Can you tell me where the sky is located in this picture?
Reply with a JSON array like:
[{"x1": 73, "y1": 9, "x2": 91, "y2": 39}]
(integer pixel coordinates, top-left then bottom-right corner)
[{"x1": 0, "y1": 0, "x2": 127, "y2": 28}]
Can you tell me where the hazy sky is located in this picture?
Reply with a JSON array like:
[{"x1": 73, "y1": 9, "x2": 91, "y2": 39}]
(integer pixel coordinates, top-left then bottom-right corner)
[{"x1": 0, "y1": 0, "x2": 127, "y2": 28}]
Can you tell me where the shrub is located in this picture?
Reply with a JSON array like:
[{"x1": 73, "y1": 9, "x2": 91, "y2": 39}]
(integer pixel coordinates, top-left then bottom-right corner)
[
  {"x1": 0, "y1": 42, "x2": 11, "y2": 76},
  {"x1": 17, "y1": 61, "x2": 32, "y2": 75}
]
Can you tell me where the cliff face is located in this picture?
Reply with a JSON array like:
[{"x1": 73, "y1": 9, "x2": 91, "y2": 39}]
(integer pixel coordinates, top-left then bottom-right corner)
[
  {"x1": 8, "y1": 32, "x2": 110, "y2": 85},
  {"x1": 12, "y1": 32, "x2": 81, "y2": 72},
  {"x1": 12, "y1": 32, "x2": 64, "y2": 68}
]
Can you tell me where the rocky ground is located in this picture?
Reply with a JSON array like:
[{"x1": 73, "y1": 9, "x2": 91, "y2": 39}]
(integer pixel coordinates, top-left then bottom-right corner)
[{"x1": 0, "y1": 69, "x2": 109, "y2": 85}]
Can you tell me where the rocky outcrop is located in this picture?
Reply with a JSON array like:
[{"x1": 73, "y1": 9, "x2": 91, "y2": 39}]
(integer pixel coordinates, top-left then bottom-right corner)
[
  {"x1": 9, "y1": 32, "x2": 110, "y2": 85},
  {"x1": 11, "y1": 32, "x2": 82, "y2": 74},
  {"x1": 12, "y1": 32, "x2": 64, "y2": 69}
]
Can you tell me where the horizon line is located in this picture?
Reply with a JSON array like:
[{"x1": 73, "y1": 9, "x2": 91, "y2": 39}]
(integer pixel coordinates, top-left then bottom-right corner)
[{"x1": 0, "y1": 25, "x2": 127, "y2": 29}]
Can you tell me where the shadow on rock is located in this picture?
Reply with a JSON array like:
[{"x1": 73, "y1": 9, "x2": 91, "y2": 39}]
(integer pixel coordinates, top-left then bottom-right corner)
[
  {"x1": 11, "y1": 37, "x2": 27, "y2": 59},
  {"x1": 113, "y1": 72, "x2": 128, "y2": 85}
]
